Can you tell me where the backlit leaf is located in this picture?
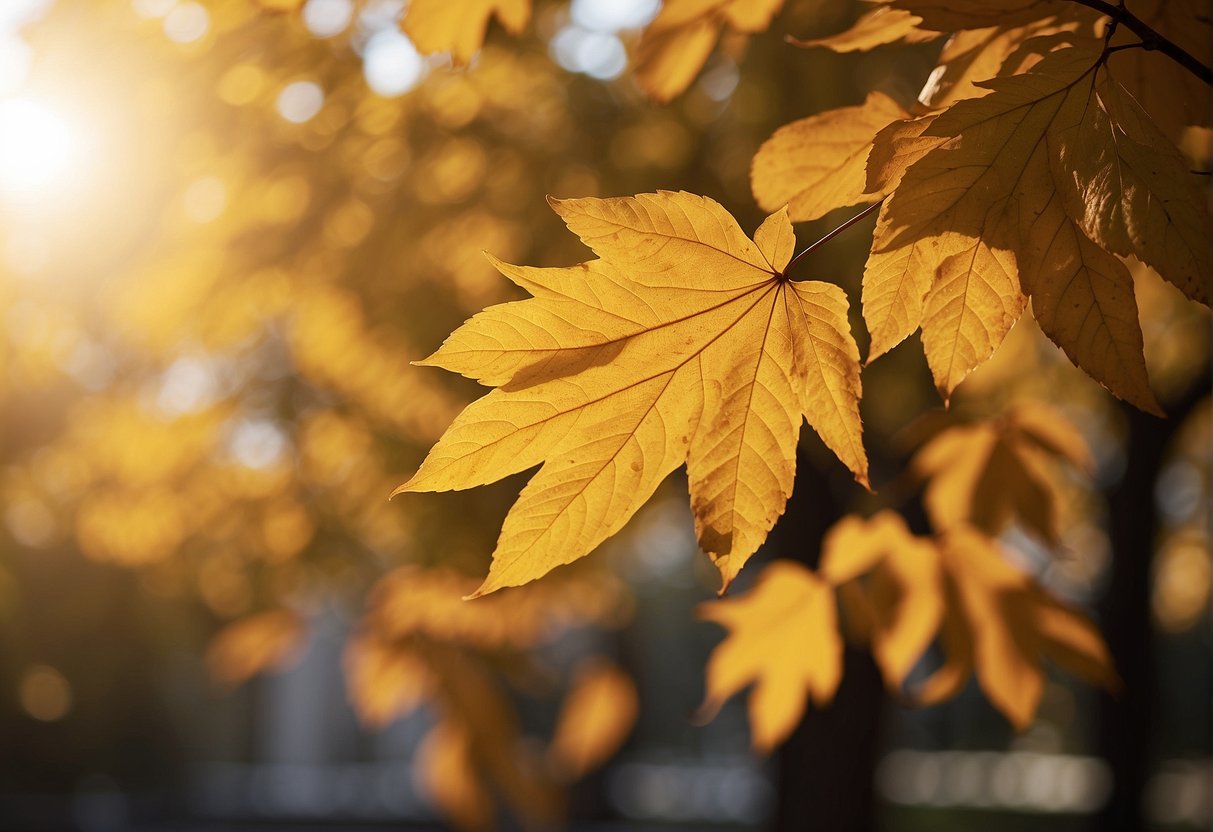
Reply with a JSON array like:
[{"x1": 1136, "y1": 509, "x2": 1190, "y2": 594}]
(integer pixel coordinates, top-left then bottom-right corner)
[
  {"x1": 866, "y1": 39, "x2": 1208, "y2": 402},
  {"x1": 400, "y1": 192, "x2": 867, "y2": 595}
]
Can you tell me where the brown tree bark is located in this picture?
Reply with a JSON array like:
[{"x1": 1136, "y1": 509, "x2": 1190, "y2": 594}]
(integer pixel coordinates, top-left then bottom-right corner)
[
  {"x1": 772, "y1": 450, "x2": 885, "y2": 832},
  {"x1": 1096, "y1": 374, "x2": 1210, "y2": 831}
]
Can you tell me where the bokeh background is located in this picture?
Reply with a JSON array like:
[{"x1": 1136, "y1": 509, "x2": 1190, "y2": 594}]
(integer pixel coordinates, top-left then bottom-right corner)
[{"x1": 0, "y1": 1, "x2": 1209, "y2": 830}]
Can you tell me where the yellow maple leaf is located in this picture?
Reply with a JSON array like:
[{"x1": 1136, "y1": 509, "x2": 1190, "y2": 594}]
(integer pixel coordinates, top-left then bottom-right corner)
[
  {"x1": 910, "y1": 403, "x2": 1092, "y2": 543},
  {"x1": 402, "y1": 0, "x2": 530, "y2": 65},
  {"x1": 751, "y1": 91, "x2": 909, "y2": 223},
  {"x1": 399, "y1": 192, "x2": 868, "y2": 596},
  {"x1": 698, "y1": 561, "x2": 842, "y2": 752},
  {"x1": 633, "y1": 0, "x2": 784, "y2": 102},
  {"x1": 919, "y1": 526, "x2": 1117, "y2": 730}
]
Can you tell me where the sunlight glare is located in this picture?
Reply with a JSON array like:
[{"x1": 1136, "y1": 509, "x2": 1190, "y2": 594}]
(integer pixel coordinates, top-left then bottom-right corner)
[{"x1": 0, "y1": 97, "x2": 82, "y2": 203}]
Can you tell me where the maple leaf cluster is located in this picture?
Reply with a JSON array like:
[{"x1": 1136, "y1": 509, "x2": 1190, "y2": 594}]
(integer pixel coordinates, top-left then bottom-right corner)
[
  {"x1": 394, "y1": 0, "x2": 1210, "y2": 751},
  {"x1": 260, "y1": 0, "x2": 1211, "y2": 759}
]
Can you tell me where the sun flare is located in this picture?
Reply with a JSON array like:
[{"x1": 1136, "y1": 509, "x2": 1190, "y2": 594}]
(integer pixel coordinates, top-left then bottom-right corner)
[{"x1": 0, "y1": 96, "x2": 81, "y2": 202}]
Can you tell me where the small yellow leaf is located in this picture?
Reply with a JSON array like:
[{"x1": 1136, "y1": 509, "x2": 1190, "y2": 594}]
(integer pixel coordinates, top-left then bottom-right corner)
[
  {"x1": 792, "y1": 5, "x2": 937, "y2": 53},
  {"x1": 547, "y1": 659, "x2": 639, "y2": 780},
  {"x1": 919, "y1": 235, "x2": 1024, "y2": 400},
  {"x1": 343, "y1": 636, "x2": 432, "y2": 727},
  {"x1": 633, "y1": 0, "x2": 784, "y2": 102},
  {"x1": 402, "y1": 0, "x2": 530, "y2": 64},
  {"x1": 751, "y1": 91, "x2": 908, "y2": 223},
  {"x1": 401, "y1": 192, "x2": 867, "y2": 596},
  {"x1": 698, "y1": 561, "x2": 842, "y2": 752},
  {"x1": 819, "y1": 511, "x2": 944, "y2": 687},
  {"x1": 415, "y1": 721, "x2": 496, "y2": 832}
]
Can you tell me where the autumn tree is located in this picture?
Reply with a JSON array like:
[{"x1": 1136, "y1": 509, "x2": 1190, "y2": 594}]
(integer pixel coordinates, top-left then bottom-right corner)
[{"x1": 0, "y1": 0, "x2": 1208, "y2": 831}]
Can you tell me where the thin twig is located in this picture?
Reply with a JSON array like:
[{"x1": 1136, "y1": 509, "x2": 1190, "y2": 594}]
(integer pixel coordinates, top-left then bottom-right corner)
[
  {"x1": 783, "y1": 199, "x2": 885, "y2": 279},
  {"x1": 1070, "y1": 0, "x2": 1213, "y2": 84}
]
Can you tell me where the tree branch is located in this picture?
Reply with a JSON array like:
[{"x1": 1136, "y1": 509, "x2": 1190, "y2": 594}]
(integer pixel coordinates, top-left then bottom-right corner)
[{"x1": 1071, "y1": 0, "x2": 1213, "y2": 85}]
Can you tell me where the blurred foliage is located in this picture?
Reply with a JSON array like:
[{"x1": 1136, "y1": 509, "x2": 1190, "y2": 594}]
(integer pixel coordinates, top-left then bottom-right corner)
[{"x1": 0, "y1": 1, "x2": 1208, "y2": 830}]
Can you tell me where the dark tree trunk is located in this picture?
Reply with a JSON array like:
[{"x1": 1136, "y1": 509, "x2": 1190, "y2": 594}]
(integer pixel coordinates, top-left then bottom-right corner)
[
  {"x1": 773, "y1": 451, "x2": 885, "y2": 832},
  {"x1": 1095, "y1": 376, "x2": 1210, "y2": 831}
]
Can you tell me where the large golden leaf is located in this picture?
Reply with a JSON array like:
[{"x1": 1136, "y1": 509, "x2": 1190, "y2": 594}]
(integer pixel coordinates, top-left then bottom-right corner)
[
  {"x1": 399, "y1": 192, "x2": 867, "y2": 595},
  {"x1": 402, "y1": 0, "x2": 530, "y2": 64},
  {"x1": 698, "y1": 561, "x2": 842, "y2": 752},
  {"x1": 751, "y1": 91, "x2": 909, "y2": 223},
  {"x1": 633, "y1": 0, "x2": 784, "y2": 102}
]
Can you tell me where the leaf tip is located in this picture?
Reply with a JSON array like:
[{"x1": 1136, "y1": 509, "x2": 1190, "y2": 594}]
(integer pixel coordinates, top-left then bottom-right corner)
[
  {"x1": 1140, "y1": 396, "x2": 1166, "y2": 419},
  {"x1": 462, "y1": 582, "x2": 494, "y2": 601}
]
